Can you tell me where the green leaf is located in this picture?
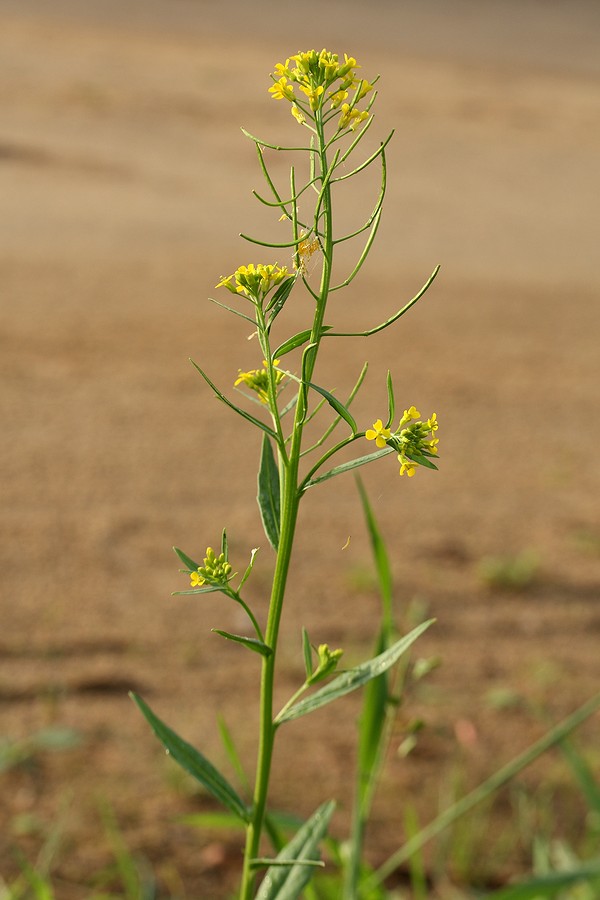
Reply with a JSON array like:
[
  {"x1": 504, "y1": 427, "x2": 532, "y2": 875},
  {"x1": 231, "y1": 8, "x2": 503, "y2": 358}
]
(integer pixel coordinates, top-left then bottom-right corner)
[
  {"x1": 302, "y1": 628, "x2": 313, "y2": 680},
  {"x1": 130, "y1": 693, "x2": 249, "y2": 823},
  {"x1": 276, "y1": 620, "x2": 434, "y2": 724},
  {"x1": 190, "y1": 360, "x2": 277, "y2": 440},
  {"x1": 255, "y1": 801, "x2": 335, "y2": 899},
  {"x1": 208, "y1": 296, "x2": 257, "y2": 326},
  {"x1": 300, "y1": 343, "x2": 318, "y2": 395},
  {"x1": 173, "y1": 585, "x2": 231, "y2": 596},
  {"x1": 273, "y1": 326, "x2": 332, "y2": 359},
  {"x1": 265, "y1": 275, "x2": 296, "y2": 326},
  {"x1": 212, "y1": 630, "x2": 272, "y2": 657},
  {"x1": 221, "y1": 528, "x2": 228, "y2": 558},
  {"x1": 306, "y1": 381, "x2": 357, "y2": 434},
  {"x1": 173, "y1": 546, "x2": 201, "y2": 573},
  {"x1": 273, "y1": 329, "x2": 314, "y2": 359},
  {"x1": 304, "y1": 447, "x2": 395, "y2": 489},
  {"x1": 257, "y1": 434, "x2": 281, "y2": 551},
  {"x1": 486, "y1": 859, "x2": 600, "y2": 899},
  {"x1": 406, "y1": 451, "x2": 438, "y2": 471},
  {"x1": 385, "y1": 370, "x2": 395, "y2": 429}
]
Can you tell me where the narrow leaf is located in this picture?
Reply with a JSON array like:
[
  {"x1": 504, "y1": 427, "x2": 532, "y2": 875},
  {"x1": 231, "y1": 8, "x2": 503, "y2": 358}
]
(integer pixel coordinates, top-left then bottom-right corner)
[
  {"x1": 173, "y1": 546, "x2": 201, "y2": 573},
  {"x1": 208, "y1": 296, "x2": 257, "y2": 325},
  {"x1": 304, "y1": 447, "x2": 395, "y2": 489},
  {"x1": 265, "y1": 276, "x2": 296, "y2": 325},
  {"x1": 385, "y1": 370, "x2": 395, "y2": 429},
  {"x1": 273, "y1": 329, "x2": 315, "y2": 359},
  {"x1": 276, "y1": 620, "x2": 433, "y2": 724},
  {"x1": 130, "y1": 693, "x2": 249, "y2": 823},
  {"x1": 256, "y1": 801, "x2": 335, "y2": 899},
  {"x1": 190, "y1": 360, "x2": 277, "y2": 440},
  {"x1": 221, "y1": 528, "x2": 228, "y2": 558},
  {"x1": 257, "y1": 434, "x2": 280, "y2": 551},
  {"x1": 212, "y1": 630, "x2": 272, "y2": 657},
  {"x1": 306, "y1": 381, "x2": 357, "y2": 433},
  {"x1": 301, "y1": 342, "x2": 318, "y2": 390},
  {"x1": 173, "y1": 585, "x2": 231, "y2": 596},
  {"x1": 302, "y1": 628, "x2": 313, "y2": 680}
]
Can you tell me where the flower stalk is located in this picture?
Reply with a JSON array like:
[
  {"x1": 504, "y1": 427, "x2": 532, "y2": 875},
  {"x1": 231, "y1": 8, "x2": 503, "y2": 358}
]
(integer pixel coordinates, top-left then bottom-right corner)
[{"x1": 134, "y1": 48, "x2": 441, "y2": 900}]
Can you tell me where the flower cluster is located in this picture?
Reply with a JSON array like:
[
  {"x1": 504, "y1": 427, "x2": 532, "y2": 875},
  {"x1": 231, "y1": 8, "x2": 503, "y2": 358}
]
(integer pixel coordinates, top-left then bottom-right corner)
[
  {"x1": 216, "y1": 263, "x2": 289, "y2": 304},
  {"x1": 234, "y1": 359, "x2": 286, "y2": 405},
  {"x1": 269, "y1": 49, "x2": 372, "y2": 130},
  {"x1": 190, "y1": 547, "x2": 233, "y2": 588},
  {"x1": 366, "y1": 407, "x2": 439, "y2": 477}
]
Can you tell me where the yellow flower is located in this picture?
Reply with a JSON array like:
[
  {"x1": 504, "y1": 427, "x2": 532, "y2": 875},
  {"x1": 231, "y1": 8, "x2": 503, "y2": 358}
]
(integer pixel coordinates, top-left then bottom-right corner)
[
  {"x1": 290, "y1": 51, "x2": 314, "y2": 74},
  {"x1": 191, "y1": 547, "x2": 233, "y2": 587},
  {"x1": 329, "y1": 89, "x2": 348, "y2": 109},
  {"x1": 398, "y1": 456, "x2": 417, "y2": 477},
  {"x1": 299, "y1": 83, "x2": 324, "y2": 111},
  {"x1": 357, "y1": 79, "x2": 373, "y2": 100},
  {"x1": 338, "y1": 103, "x2": 369, "y2": 131},
  {"x1": 234, "y1": 359, "x2": 285, "y2": 404},
  {"x1": 273, "y1": 59, "x2": 291, "y2": 78},
  {"x1": 217, "y1": 263, "x2": 288, "y2": 302},
  {"x1": 365, "y1": 418, "x2": 392, "y2": 449},
  {"x1": 269, "y1": 77, "x2": 295, "y2": 102},
  {"x1": 428, "y1": 412, "x2": 438, "y2": 432},
  {"x1": 275, "y1": 50, "x2": 366, "y2": 106},
  {"x1": 215, "y1": 273, "x2": 234, "y2": 291},
  {"x1": 338, "y1": 53, "x2": 359, "y2": 78},
  {"x1": 399, "y1": 405, "x2": 421, "y2": 427}
]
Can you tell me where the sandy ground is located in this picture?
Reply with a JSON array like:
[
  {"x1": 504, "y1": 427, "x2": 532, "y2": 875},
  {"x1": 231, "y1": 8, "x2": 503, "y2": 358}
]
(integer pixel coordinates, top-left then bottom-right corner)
[{"x1": 1, "y1": 1, "x2": 600, "y2": 896}]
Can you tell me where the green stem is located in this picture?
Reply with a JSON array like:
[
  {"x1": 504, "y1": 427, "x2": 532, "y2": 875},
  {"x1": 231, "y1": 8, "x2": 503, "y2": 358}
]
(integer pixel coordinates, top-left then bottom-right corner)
[
  {"x1": 238, "y1": 108, "x2": 334, "y2": 900},
  {"x1": 239, "y1": 460, "x2": 300, "y2": 899},
  {"x1": 255, "y1": 304, "x2": 286, "y2": 456}
]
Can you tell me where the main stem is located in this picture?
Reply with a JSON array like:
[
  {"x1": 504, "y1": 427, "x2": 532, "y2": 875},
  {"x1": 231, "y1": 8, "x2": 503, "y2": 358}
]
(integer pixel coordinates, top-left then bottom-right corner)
[{"x1": 239, "y1": 113, "x2": 333, "y2": 900}]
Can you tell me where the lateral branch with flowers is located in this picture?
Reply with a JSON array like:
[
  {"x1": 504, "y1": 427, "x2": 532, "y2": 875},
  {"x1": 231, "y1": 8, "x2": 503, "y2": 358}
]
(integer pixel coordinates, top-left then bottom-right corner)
[{"x1": 132, "y1": 48, "x2": 441, "y2": 900}]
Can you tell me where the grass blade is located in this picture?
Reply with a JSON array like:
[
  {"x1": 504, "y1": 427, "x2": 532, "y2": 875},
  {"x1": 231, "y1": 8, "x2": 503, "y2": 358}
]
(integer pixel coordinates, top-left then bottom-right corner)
[
  {"x1": 486, "y1": 859, "x2": 600, "y2": 898},
  {"x1": 366, "y1": 690, "x2": 600, "y2": 891}
]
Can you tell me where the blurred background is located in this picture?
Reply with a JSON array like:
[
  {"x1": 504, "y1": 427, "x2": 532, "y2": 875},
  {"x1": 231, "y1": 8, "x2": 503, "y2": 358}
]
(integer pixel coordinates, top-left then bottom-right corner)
[{"x1": 1, "y1": 1, "x2": 599, "y2": 896}]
